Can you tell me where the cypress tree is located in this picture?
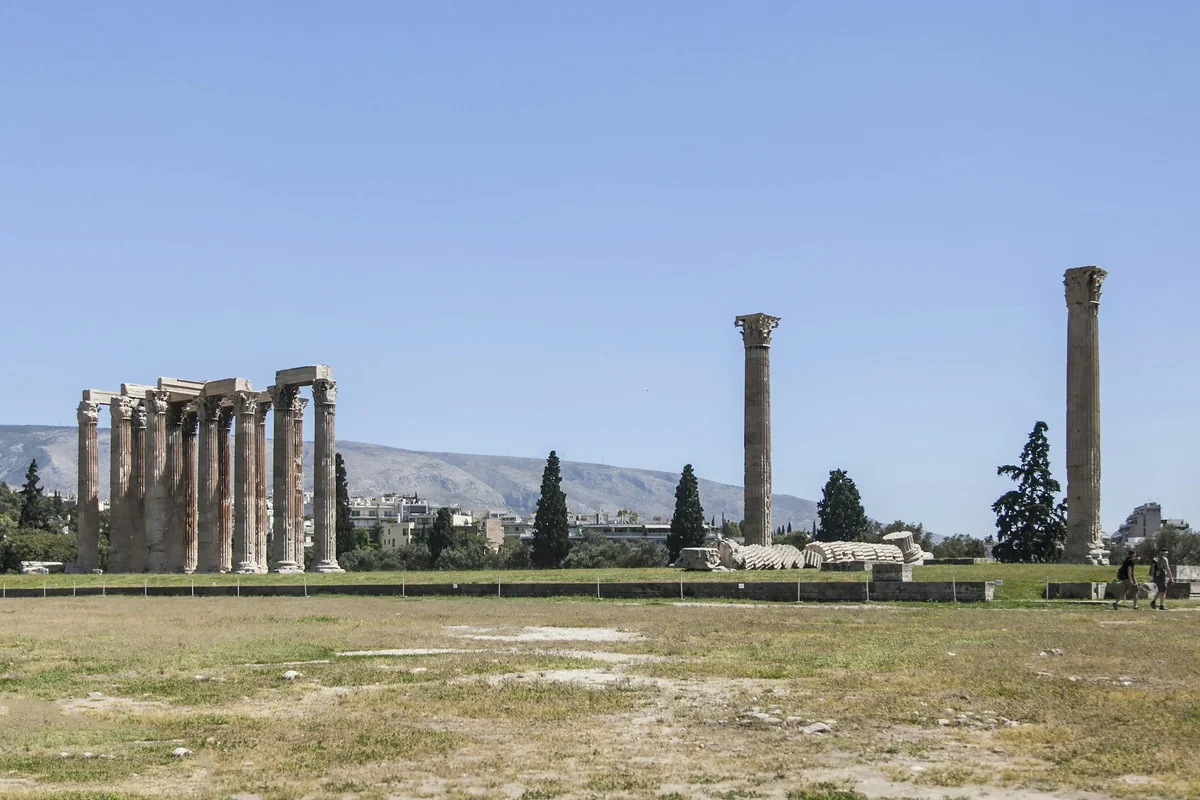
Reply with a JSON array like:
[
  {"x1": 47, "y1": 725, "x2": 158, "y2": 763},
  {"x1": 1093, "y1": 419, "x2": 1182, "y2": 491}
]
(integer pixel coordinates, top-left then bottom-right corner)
[
  {"x1": 666, "y1": 464, "x2": 706, "y2": 560},
  {"x1": 426, "y1": 507, "x2": 455, "y2": 563},
  {"x1": 334, "y1": 453, "x2": 357, "y2": 556},
  {"x1": 18, "y1": 460, "x2": 51, "y2": 531},
  {"x1": 532, "y1": 451, "x2": 570, "y2": 567},
  {"x1": 816, "y1": 469, "x2": 871, "y2": 542},
  {"x1": 992, "y1": 421, "x2": 1067, "y2": 563}
]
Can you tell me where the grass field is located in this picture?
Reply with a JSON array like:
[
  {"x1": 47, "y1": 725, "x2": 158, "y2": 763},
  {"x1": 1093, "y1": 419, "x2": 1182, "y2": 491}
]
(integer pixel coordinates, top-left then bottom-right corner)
[
  {"x1": 0, "y1": 563, "x2": 1132, "y2": 602},
  {"x1": 1, "y1": 586, "x2": 1198, "y2": 800}
]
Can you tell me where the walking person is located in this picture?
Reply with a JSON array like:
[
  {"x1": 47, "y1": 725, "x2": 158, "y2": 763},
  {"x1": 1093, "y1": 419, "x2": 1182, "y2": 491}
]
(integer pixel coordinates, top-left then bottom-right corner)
[
  {"x1": 1112, "y1": 549, "x2": 1140, "y2": 610},
  {"x1": 1150, "y1": 547, "x2": 1174, "y2": 610}
]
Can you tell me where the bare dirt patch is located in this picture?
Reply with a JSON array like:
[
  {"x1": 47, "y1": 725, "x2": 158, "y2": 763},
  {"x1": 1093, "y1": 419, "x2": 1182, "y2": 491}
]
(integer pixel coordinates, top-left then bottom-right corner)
[{"x1": 446, "y1": 624, "x2": 645, "y2": 642}]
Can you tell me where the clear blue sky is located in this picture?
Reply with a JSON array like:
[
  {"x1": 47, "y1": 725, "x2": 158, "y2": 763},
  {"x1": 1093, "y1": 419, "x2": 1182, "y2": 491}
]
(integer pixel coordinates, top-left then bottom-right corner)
[{"x1": 2, "y1": 2, "x2": 1197, "y2": 536}]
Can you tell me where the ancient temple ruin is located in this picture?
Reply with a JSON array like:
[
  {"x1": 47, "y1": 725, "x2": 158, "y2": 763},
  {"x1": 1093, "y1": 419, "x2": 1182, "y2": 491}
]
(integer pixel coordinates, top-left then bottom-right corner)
[{"x1": 74, "y1": 366, "x2": 343, "y2": 574}]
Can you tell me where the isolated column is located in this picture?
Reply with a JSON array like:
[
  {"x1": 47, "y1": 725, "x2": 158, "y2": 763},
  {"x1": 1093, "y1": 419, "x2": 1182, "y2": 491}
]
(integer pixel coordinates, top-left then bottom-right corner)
[
  {"x1": 76, "y1": 399, "x2": 101, "y2": 573},
  {"x1": 181, "y1": 408, "x2": 199, "y2": 573},
  {"x1": 232, "y1": 391, "x2": 259, "y2": 574},
  {"x1": 143, "y1": 390, "x2": 170, "y2": 571},
  {"x1": 108, "y1": 397, "x2": 134, "y2": 572},
  {"x1": 271, "y1": 385, "x2": 303, "y2": 573},
  {"x1": 196, "y1": 397, "x2": 221, "y2": 572},
  {"x1": 255, "y1": 396, "x2": 272, "y2": 572},
  {"x1": 1063, "y1": 267, "x2": 1109, "y2": 565},
  {"x1": 129, "y1": 401, "x2": 148, "y2": 572},
  {"x1": 312, "y1": 378, "x2": 343, "y2": 572},
  {"x1": 217, "y1": 405, "x2": 234, "y2": 572},
  {"x1": 735, "y1": 314, "x2": 780, "y2": 547}
]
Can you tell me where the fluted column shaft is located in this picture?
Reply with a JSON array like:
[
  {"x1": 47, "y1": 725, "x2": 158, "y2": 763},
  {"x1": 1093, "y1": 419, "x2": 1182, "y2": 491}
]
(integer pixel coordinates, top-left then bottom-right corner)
[
  {"x1": 271, "y1": 386, "x2": 303, "y2": 572},
  {"x1": 181, "y1": 409, "x2": 199, "y2": 573},
  {"x1": 196, "y1": 398, "x2": 221, "y2": 572},
  {"x1": 312, "y1": 379, "x2": 343, "y2": 572},
  {"x1": 144, "y1": 391, "x2": 170, "y2": 572},
  {"x1": 736, "y1": 314, "x2": 779, "y2": 547},
  {"x1": 108, "y1": 398, "x2": 134, "y2": 572},
  {"x1": 294, "y1": 397, "x2": 308, "y2": 567},
  {"x1": 233, "y1": 392, "x2": 259, "y2": 574},
  {"x1": 1064, "y1": 267, "x2": 1108, "y2": 564},
  {"x1": 217, "y1": 406, "x2": 233, "y2": 572},
  {"x1": 255, "y1": 399, "x2": 271, "y2": 572},
  {"x1": 165, "y1": 405, "x2": 184, "y2": 571},
  {"x1": 76, "y1": 400, "x2": 101, "y2": 572},
  {"x1": 129, "y1": 402, "x2": 147, "y2": 572}
]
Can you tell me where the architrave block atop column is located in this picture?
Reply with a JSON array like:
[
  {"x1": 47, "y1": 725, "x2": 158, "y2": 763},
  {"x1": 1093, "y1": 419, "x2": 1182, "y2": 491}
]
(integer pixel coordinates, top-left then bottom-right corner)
[
  {"x1": 275, "y1": 365, "x2": 333, "y2": 387},
  {"x1": 203, "y1": 378, "x2": 254, "y2": 397}
]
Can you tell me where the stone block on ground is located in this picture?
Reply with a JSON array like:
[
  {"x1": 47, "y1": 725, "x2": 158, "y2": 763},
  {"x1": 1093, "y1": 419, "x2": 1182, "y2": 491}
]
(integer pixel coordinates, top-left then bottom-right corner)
[
  {"x1": 871, "y1": 562, "x2": 913, "y2": 582},
  {"x1": 675, "y1": 548, "x2": 722, "y2": 571}
]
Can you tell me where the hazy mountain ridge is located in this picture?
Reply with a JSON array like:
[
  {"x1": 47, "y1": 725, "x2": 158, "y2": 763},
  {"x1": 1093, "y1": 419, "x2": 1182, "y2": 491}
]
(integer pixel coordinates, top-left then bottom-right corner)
[{"x1": 0, "y1": 425, "x2": 818, "y2": 527}]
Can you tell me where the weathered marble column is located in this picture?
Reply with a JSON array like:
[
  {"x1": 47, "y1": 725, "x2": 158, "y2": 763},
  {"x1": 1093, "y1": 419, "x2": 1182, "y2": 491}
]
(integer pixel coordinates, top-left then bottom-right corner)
[
  {"x1": 255, "y1": 396, "x2": 272, "y2": 572},
  {"x1": 108, "y1": 397, "x2": 134, "y2": 572},
  {"x1": 129, "y1": 402, "x2": 147, "y2": 572},
  {"x1": 312, "y1": 379, "x2": 343, "y2": 572},
  {"x1": 293, "y1": 397, "x2": 308, "y2": 568},
  {"x1": 232, "y1": 391, "x2": 259, "y2": 574},
  {"x1": 196, "y1": 397, "x2": 221, "y2": 572},
  {"x1": 165, "y1": 404, "x2": 185, "y2": 571},
  {"x1": 1064, "y1": 267, "x2": 1109, "y2": 565},
  {"x1": 217, "y1": 405, "x2": 234, "y2": 573},
  {"x1": 271, "y1": 386, "x2": 303, "y2": 573},
  {"x1": 143, "y1": 390, "x2": 170, "y2": 572},
  {"x1": 181, "y1": 408, "x2": 199, "y2": 573},
  {"x1": 735, "y1": 314, "x2": 780, "y2": 547},
  {"x1": 76, "y1": 399, "x2": 101, "y2": 573}
]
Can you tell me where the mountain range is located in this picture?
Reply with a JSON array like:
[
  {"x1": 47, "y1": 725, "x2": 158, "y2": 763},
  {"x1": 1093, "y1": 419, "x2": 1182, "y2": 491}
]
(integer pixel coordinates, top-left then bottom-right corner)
[{"x1": 0, "y1": 425, "x2": 818, "y2": 527}]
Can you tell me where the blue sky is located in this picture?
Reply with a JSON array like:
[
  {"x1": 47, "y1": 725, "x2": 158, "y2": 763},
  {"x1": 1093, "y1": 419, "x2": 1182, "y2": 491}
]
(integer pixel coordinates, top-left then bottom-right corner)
[{"x1": 2, "y1": 2, "x2": 1197, "y2": 536}]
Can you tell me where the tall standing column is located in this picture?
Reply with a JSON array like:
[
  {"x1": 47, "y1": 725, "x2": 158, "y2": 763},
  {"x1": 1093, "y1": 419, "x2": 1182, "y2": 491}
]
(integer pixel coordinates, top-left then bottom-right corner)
[
  {"x1": 255, "y1": 397, "x2": 272, "y2": 572},
  {"x1": 108, "y1": 398, "x2": 134, "y2": 572},
  {"x1": 217, "y1": 405, "x2": 234, "y2": 572},
  {"x1": 143, "y1": 390, "x2": 170, "y2": 572},
  {"x1": 233, "y1": 391, "x2": 259, "y2": 574},
  {"x1": 294, "y1": 397, "x2": 308, "y2": 568},
  {"x1": 129, "y1": 402, "x2": 148, "y2": 572},
  {"x1": 196, "y1": 397, "x2": 221, "y2": 572},
  {"x1": 181, "y1": 408, "x2": 199, "y2": 573},
  {"x1": 1064, "y1": 267, "x2": 1109, "y2": 565},
  {"x1": 76, "y1": 399, "x2": 101, "y2": 573},
  {"x1": 735, "y1": 314, "x2": 780, "y2": 547},
  {"x1": 312, "y1": 379, "x2": 343, "y2": 572},
  {"x1": 165, "y1": 404, "x2": 185, "y2": 571},
  {"x1": 271, "y1": 386, "x2": 303, "y2": 573}
]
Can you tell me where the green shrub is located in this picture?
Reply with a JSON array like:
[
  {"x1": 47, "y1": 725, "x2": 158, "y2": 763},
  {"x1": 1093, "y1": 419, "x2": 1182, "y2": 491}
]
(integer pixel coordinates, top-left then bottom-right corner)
[{"x1": 0, "y1": 529, "x2": 77, "y2": 573}]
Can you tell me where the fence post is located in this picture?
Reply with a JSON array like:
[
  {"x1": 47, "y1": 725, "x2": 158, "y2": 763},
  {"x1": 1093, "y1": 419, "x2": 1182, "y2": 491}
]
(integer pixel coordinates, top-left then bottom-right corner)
[
  {"x1": 402, "y1": 575, "x2": 405, "y2": 598},
  {"x1": 680, "y1": 576, "x2": 684, "y2": 600},
  {"x1": 143, "y1": 579, "x2": 147, "y2": 597},
  {"x1": 951, "y1": 577, "x2": 957, "y2": 603},
  {"x1": 1045, "y1": 578, "x2": 1050, "y2": 601},
  {"x1": 191, "y1": 578, "x2": 195, "y2": 598},
  {"x1": 303, "y1": 577, "x2": 308, "y2": 598},
  {"x1": 797, "y1": 577, "x2": 800, "y2": 603},
  {"x1": 596, "y1": 577, "x2": 600, "y2": 599},
  {"x1": 73, "y1": 581, "x2": 76, "y2": 597},
  {"x1": 865, "y1": 579, "x2": 870, "y2": 603},
  {"x1": 102, "y1": 577, "x2": 105, "y2": 597},
  {"x1": 43, "y1": 581, "x2": 46, "y2": 598},
  {"x1": 498, "y1": 578, "x2": 501, "y2": 598},
  {"x1": 237, "y1": 577, "x2": 241, "y2": 597}
]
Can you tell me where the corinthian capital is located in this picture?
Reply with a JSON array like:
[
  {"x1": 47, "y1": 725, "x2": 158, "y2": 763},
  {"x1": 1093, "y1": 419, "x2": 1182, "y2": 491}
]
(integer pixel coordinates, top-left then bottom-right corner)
[
  {"x1": 77, "y1": 400, "x2": 100, "y2": 426},
  {"x1": 110, "y1": 396, "x2": 134, "y2": 422},
  {"x1": 144, "y1": 390, "x2": 170, "y2": 417},
  {"x1": 735, "y1": 314, "x2": 781, "y2": 348},
  {"x1": 196, "y1": 395, "x2": 222, "y2": 424},
  {"x1": 1064, "y1": 266, "x2": 1107, "y2": 306},
  {"x1": 232, "y1": 390, "x2": 259, "y2": 416},
  {"x1": 131, "y1": 401, "x2": 148, "y2": 430},
  {"x1": 312, "y1": 379, "x2": 337, "y2": 406}
]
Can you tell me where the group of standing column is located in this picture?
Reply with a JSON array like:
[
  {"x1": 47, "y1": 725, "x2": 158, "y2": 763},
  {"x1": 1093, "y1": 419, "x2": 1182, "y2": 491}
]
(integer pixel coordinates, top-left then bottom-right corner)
[{"x1": 74, "y1": 366, "x2": 342, "y2": 574}]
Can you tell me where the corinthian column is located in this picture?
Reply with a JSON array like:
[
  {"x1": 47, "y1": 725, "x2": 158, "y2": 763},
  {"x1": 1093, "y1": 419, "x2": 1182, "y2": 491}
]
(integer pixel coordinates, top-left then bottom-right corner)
[
  {"x1": 217, "y1": 405, "x2": 233, "y2": 572},
  {"x1": 143, "y1": 390, "x2": 170, "y2": 571},
  {"x1": 129, "y1": 402, "x2": 147, "y2": 572},
  {"x1": 232, "y1": 391, "x2": 259, "y2": 574},
  {"x1": 255, "y1": 396, "x2": 272, "y2": 572},
  {"x1": 181, "y1": 408, "x2": 199, "y2": 573},
  {"x1": 165, "y1": 404, "x2": 184, "y2": 571},
  {"x1": 294, "y1": 397, "x2": 308, "y2": 568},
  {"x1": 271, "y1": 386, "x2": 302, "y2": 572},
  {"x1": 196, "y1": 397, "x2": 221, "y2": 572},
  {"x1": 735, "y1": 314, "x2": 780, "y2": 547},
  {"x1": 1064, "y1": 267, "x2": 1109, "y2": 565},
  {"x1": 312, "y1": 379, "x2": 343, "y2": 572},
  {"x1": 76, "y1": 399, "x2": 101, "y2": 573},
  {"x1": 108, "y1": 397, "x2": 134, "y2": 572}
]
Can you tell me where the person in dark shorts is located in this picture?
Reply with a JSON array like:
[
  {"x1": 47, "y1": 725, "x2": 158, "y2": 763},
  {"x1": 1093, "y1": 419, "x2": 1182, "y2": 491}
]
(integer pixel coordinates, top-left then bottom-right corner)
[
  {"x1": 1150, "y1": 548, "x2": 1173, "y2": 610},
  {"x1": 1112, "y1": 549, "x2": 1139, "y2": 610}
]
